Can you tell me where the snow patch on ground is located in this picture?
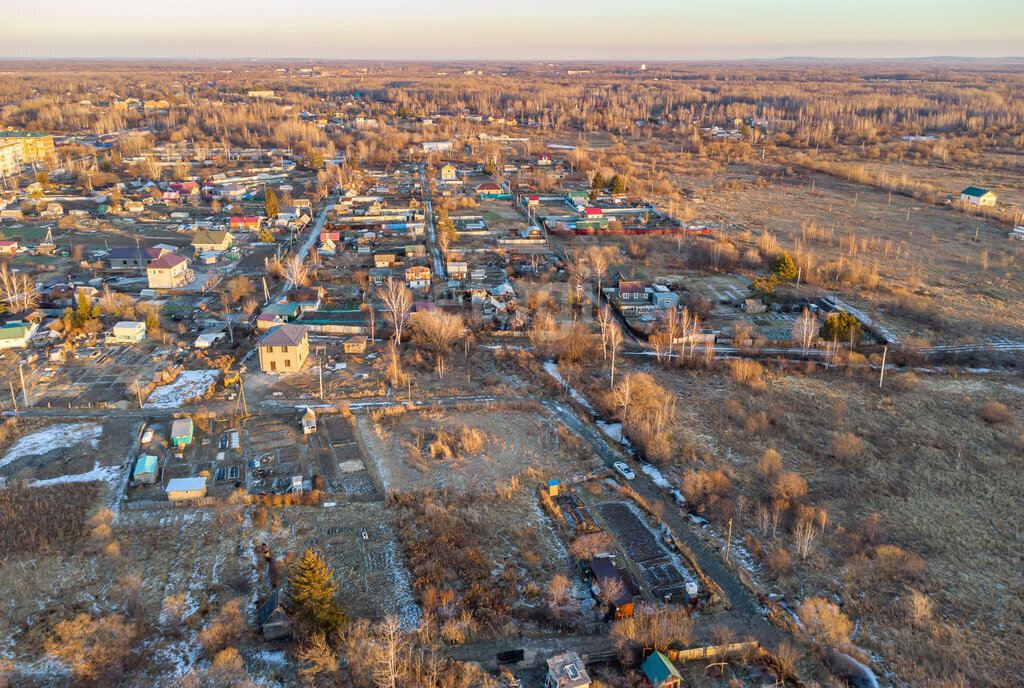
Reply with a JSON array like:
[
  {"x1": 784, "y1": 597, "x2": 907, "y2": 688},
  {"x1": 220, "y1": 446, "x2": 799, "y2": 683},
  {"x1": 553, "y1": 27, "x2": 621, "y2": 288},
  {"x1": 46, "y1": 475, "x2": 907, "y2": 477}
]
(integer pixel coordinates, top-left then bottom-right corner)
[
  {"x1": 596, "y1": 421, "x2": 624, "y2": 443},
  {"x1": 542, "y1": 360, "x2": 596, "y2": 414},
  {"x1": 144, "y1": 370, "x2": 220, "y2": 409},
  {"x1": 29, "y1": 461, "x2": 120, "y2": 487},
  {"x1": 0, "y1": 423, "x2": 102, "y2": 470},
  {"x1": 640, "y1": 463, "x2": 671, "y2": 489}
]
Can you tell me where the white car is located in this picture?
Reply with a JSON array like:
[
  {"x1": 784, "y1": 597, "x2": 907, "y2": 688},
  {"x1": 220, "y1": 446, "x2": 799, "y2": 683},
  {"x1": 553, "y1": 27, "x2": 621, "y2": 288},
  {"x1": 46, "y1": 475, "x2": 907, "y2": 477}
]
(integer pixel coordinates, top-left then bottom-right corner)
[
  {"x1": 613, "y1": 461, "x2": 635, "y2": 480},
  {"x1": 141, "y1": 429, "x2": 154, "y2": 444}
]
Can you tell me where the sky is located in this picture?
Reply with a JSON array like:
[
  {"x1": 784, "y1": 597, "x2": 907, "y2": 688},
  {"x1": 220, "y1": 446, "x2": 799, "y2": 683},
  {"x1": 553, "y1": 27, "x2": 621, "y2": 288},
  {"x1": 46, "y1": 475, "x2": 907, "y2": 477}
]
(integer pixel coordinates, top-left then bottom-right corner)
[{"x1": 1, "y1": 0, "x2": 1022, "y2": 60}]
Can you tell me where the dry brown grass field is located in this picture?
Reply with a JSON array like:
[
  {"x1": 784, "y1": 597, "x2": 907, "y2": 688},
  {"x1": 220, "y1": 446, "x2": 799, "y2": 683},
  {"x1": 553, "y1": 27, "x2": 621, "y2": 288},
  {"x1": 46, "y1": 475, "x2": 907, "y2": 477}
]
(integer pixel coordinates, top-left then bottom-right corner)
[{"x1": 634, "y1": 359, "x2": 1024, "y2": 686}]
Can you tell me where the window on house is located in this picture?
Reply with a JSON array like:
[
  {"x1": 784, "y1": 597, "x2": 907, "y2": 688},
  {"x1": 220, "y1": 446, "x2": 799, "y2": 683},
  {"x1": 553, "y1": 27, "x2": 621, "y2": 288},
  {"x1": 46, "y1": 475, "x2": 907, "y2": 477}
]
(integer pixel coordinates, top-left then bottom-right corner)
[{"x1": 285, "y1": 359, "x2": 291, "y2": 367}]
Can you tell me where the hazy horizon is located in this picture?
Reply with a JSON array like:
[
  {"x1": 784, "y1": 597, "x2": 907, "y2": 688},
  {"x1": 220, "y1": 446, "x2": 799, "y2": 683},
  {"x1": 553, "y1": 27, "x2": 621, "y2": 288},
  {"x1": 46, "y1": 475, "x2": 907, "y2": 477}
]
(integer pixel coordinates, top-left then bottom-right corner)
[{"x1": 2, "y1": 0, "x2": 1022, "y2": 61}]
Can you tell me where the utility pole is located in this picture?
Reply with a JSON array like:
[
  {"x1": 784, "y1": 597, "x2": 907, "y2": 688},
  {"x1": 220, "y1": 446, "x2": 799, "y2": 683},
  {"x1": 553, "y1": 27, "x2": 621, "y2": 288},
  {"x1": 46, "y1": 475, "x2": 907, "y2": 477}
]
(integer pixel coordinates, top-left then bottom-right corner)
[
  {"x1": 239, "y1": 376, "x2": 249, "y2": 417},
  {"x1": 725, "y1": 518, "x2": 733, "y2": 564},
  {"x1": 18, "y1": 363, "x2": 28, "y2": 407},
  {"x1": 9, "y1": 379, "x2": 18, "y2": 414},
  {"x1": 135, "y1": 379, "x2": 144, "y2": 408},
  {"x1": 879, "y1": 345, "x2": 888, "y2": 389},
  {"x1": 318, "y1": 358, "x2": 324, "y2": 401}
]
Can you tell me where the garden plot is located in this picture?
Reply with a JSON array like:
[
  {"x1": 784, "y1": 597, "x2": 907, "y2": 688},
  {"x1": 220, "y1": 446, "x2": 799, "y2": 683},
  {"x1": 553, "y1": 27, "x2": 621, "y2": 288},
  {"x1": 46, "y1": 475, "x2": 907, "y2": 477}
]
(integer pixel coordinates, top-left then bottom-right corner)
[
  {"x1": 0, "y1": 420, "x2": 139, "y2": 487},
  {"x1": 355, "y1": 402, "x2": 594, "y2": 493},
  {"x1": 144, "y1": 369, "x2": 220, "y2": 409},
  {"x1": 596, "y1": 501, "x2": 696, "y2": 600}
]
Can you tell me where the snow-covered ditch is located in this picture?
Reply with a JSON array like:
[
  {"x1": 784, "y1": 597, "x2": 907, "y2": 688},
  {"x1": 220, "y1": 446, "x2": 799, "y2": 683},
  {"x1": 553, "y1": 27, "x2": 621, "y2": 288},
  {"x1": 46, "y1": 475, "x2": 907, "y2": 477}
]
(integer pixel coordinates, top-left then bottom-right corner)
[
  {"x1": 0, "y1": 423, "x2": 103, "y2": 471},
  {"x1": 144, "y1": 370, "x2": 220, "y2": 409}
]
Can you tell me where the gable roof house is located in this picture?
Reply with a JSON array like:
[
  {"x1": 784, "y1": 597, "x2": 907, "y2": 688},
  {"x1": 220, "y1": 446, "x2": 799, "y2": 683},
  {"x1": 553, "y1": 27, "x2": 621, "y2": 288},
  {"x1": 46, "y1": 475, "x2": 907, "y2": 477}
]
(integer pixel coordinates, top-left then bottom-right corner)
[
  {"x1": 108, "y1": 246, "x2": 168, "y2": 270},
  {"x1": 146, "y1": 253, "x2": 194, "y2": 289},
  {"x1": 258, "y1": 589, "x2": 292, "y2": 641},
  {"x1": 191, "y1": 229, "x2": 233, "y2": 252},
  {"x1": 588, "y1": 556, "x2": 634, "y2": 618},
  {"x1": 960, "y1": 186, "x2": 997, "y2": 207},
  {"x1": 640, "y1": 651, "x2": 683, "y2": 688},
  {"x1": 165, "y1": 476, "x2": 207, "y2": 502},
  {"x1": 0, "y1": 320, "x2": 39, "y2": 349}
]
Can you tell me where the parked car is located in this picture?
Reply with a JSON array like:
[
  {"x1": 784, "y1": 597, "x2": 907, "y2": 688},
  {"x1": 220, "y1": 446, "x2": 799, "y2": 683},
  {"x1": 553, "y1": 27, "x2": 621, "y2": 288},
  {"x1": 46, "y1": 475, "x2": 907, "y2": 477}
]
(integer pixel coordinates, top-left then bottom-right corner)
[
  {"x1": 613, "y1": 461, "x2": 635, "y2": 480},
  {"x1": 141, "y1": 428, "x2": 154, "y2": 444}
]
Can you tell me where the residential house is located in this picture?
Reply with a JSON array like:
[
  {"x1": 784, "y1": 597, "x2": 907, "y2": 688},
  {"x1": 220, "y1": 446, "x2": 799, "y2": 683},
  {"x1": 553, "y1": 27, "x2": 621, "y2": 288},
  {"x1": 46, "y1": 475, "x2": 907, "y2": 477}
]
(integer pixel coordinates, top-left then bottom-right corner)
[
  {"x1": 230, "y1": 216, "x2": 262, "y2": 231},
  {"x1": 262, "y1": 302, "x2": 302, "y2": 321},
  {"x1": 108, "y1": 246, "x2": 168, "y2": 270},
  {"x1": 146, "y1": 254, "x2": 194, "y2": 289},
  {"x1": 589, "y1": 556, "x2": 634, "y2": 618},
  {"x1": 369, "y1": 267, "x2": 391, "y2": 284},
  {"x1": 123, "y1": 200, "x2": 145, "y2": 213},
  {"x1": 476, "y1": 182, "x2": 504, "y2": 196},
  {"x1": 301, "y1": 407, "x2": 316, "y2": 435},
  {"x1": 110, "y1": 321, "x2": 146, "y2": 344},
  {"x1": 649, "y1": 285, "x2": 679, "y2": 310},
  {"x1": 0, "y1": 240, "x2": 18, "y2": 255},
  {"x1": 343, "y1": 335, "x2": 368, "y2": 354},
  {"x1": 582, "y1": 207, "x2": 604, "y2": 219},
  {"x1": 545, "y1": 652, "x2": 590, "y2": 688},
  {"x1": 618, "y1": 281, "x2": 648, "y2": 303},
  {"x1": 165, "y1": 477, "x2": 207, "y2": 502},
  {"x1": 0, "y1": 320, "x2": 38, "y2": 349},
  {"x1": 191, "y1": 229, "x2": 233, "y2": 252},
  {"x1": 640, "y1": 652, "x2": 683, "y2": 688},
  {"x1": 374, "y1": 253, "x2": 397, "y2": 269},
  {"x1": 258, "y1": 589, "x2": 292, "y2": 641},
  {"x1": 439, "y1": 164, "x2": 458, "y2": 181},
  {"x1": 447, "y1": 260, "x2": 469, "y2": 279},
  {"x1": 961, "y1": 186, "x2": 997, "y2": 207},
  {"x1": 0, "y1": 208, "x2": 24, "y2": 221},
  {"x1": 257, "y1": 324, "x2": 310, "y2": 373},
  {"x1": 133, "y1": 455, "x2": 159, "y2": 484},
  {"x1": 170, "y1": 419, "x2": 194, "y2": 447},
  {"x1": 537, "y1": 153, "x2": 553, "y2": 166},
  {"x1": 255, "y1": 313, "x2": 284, "y2": 331},
  {"x1": 404, "y1": 265, "x2": 431, "y2": 290}
]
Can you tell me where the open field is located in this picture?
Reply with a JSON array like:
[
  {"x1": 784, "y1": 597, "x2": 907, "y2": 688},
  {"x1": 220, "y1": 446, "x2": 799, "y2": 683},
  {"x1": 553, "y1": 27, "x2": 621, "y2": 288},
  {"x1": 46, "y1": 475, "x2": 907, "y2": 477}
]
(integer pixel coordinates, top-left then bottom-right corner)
[
  {"x1": 356, "y1": 401, "x2": 599, "y2": 493},
  {"x1": 634, "y1": 358, "x2": 1024, "y2": 686}
]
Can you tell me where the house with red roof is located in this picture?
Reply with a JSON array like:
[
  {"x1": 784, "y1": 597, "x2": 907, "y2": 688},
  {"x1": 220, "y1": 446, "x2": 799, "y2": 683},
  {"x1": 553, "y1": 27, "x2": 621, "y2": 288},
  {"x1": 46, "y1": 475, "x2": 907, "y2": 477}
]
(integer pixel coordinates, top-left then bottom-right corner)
[
  {"x1": 476, "y1": 182, "x2": 504, "y2": 196},
  {"x1": 146, "y1": 253, "x2": 194, "y2": 289}
]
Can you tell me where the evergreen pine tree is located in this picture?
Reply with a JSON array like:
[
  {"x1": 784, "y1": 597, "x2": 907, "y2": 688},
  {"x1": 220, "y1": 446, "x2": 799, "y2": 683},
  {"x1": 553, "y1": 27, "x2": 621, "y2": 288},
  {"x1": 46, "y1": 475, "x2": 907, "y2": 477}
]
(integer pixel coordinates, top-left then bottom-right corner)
[
  {"x1": 265, "y1": 188, "x2": 280, "y2": 220},
  {"x1": 609, "y1": 174, "x2": 626, "y2": 195},
  {"x1": 770, "y1": 252, "x2": 798, "y2": 281},
  {"x1": 75, "y1": 290, "x2": 92, "y2": 326},
  {"x1": 287, "y1": 548, "x2": 345, "y2": 635}
]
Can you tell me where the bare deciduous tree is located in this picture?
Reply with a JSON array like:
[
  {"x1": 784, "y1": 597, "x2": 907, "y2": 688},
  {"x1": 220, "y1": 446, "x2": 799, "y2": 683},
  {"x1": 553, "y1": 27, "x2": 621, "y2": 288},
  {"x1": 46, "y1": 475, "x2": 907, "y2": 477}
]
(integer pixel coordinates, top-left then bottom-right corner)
[
  {"x1": 792, "y1": 307, "x2": 820, "y2": 355},
  {"x1": 0, "y1": 263, "x2": 38, "y2": 312},
  {"x1": 381, "y1": 278, "x2": 412, "y2": 344},
  {"x1": 283, "y1": 254, "x2": 310, "y2": 287}
]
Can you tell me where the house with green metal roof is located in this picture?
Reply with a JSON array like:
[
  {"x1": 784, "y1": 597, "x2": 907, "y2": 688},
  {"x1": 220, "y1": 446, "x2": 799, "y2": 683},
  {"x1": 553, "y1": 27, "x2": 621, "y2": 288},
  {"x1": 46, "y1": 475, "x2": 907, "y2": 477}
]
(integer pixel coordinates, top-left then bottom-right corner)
[
  {"x1": 960, "y1": 186, "x2": 997, "y2": 207},
  {"x1": 0, "y1": 321, "x2": 38, "y2": 349},
  {"x1": 262, "y1": 302, "x2": 302, "y2": 320},
  {"x1": 641, "y1": 651, "x2": 683, "y2": 688}
]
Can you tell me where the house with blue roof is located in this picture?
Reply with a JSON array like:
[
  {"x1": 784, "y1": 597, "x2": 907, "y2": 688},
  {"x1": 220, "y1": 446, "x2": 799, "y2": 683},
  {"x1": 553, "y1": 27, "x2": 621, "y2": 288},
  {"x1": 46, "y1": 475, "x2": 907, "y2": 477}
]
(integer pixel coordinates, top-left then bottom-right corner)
[{"x1": 133, "y1": 455, "x2": 159, "y2": 484}]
